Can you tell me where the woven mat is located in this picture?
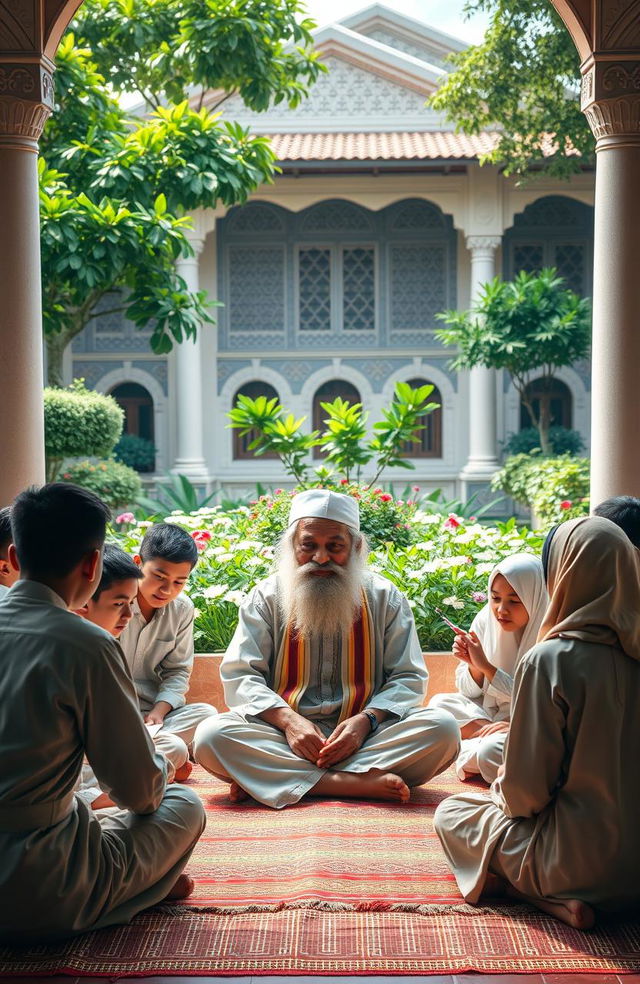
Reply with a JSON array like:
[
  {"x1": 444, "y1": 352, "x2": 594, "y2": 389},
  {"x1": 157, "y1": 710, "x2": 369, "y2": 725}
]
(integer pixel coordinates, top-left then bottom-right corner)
[{"x1": 2, "y1": 766, "x2": 640, "y2": 976}]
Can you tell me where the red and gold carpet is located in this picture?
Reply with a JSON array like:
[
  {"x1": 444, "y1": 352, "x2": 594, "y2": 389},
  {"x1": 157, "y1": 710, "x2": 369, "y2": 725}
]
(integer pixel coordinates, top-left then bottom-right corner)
[{"x1": 2, "y1": 766, "x2": 640, "y2": 976}]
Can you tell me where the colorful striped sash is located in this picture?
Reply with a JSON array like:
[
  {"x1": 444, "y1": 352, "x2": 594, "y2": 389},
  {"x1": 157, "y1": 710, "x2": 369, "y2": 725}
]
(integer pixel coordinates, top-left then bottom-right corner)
[{"x1": 273, "y1": 590, "x2": 375, "y2": 722}]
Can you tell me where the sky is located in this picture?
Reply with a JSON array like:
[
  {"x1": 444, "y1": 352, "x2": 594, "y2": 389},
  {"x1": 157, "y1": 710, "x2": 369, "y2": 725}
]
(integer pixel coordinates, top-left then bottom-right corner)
[{"x1": 302, "y1": 0, "x2": 490, "y2": 44}]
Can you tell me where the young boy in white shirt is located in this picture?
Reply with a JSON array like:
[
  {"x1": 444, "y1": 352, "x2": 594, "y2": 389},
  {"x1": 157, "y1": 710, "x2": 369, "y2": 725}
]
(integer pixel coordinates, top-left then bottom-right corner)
[
  {"x1": 119, "y1": 523, "x2": 216, "y2": 782},
  {"x1": 0, "y1": 506, "x2": 19, "y2": 600}
]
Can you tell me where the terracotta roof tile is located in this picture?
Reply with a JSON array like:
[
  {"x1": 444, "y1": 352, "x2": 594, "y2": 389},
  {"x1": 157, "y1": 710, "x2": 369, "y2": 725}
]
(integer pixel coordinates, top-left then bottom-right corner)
[{"x1": 266, "y1": 131, "x2": 500, "y2": 161}]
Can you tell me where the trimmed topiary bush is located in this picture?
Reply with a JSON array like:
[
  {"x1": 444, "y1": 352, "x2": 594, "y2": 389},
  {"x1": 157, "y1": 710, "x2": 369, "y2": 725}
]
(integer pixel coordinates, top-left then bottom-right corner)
[
  {"x1": 502, "y1": 426, "x2": 585, "y2": 458},
  {"x1": 59, "y1": 458, "x2": 142, "y2": 512},
  {"x1": 44, "y1": 379, "x2": 124, "y2": 481},
  {"x1": 114, "y1": 433, "x2": 156, "y2": 473}
]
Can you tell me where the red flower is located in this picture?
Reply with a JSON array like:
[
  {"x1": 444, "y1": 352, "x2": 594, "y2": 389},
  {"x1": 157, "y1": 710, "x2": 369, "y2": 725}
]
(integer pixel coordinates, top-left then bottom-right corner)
[
  {"x1": 444, "y1": 514, "x2": 461, "y2": 530},
  {"x1": 340, "y1": 478, "x2": 349, "y2": 485},
  {"x1": 560, "y1": 500, "x2": 573, "y2": 510},
  {"x1": 372, "y1": 488, "x2": 383, "y2": 495},
  {"x1": 191, "y1": 529, "x2": 211, "y2": 548},
  {"x1": 379, "y1": 493, "x2": 393, "y2": 502}
]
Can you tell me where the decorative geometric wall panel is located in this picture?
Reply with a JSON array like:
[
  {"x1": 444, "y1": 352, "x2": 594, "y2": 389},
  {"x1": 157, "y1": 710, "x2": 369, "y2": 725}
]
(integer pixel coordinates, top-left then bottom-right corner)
[
  {"x1": 513, "y1": 244, "x2": 544, "y2": 274},
  {"x1": 301, "y1": 201, "x2": 372, "y2": 233},
  {"x1": 343, "y1": 248, "x2": 375, "y2": 331},
  {"x1": 299, "y1": 248, "x2": 332, "y2": 331},
  {"x1": 366, "y1": 28, "x2": 447, "y2": 66},
  {"x1": 227, "y1": 203, "x2": 285, "y2": 234},
  {"x1": 131, "y1": 360, "x2": 169, "y2": 395},
  {"x1": 228, "y1": 246, "x2": 285, "y2": 332},
  {"x1": 390, "y1": 200, "x2": 446, "y2": 231},
  {"x1": 390, "y1": 245, "x2": 446, "y2": 332},
  {"x1": 554, "y1": 243, "x2": 586, "y2": 295},
  {"x1": 513, "y1": 196, "x2": 586, "y2": 230}
]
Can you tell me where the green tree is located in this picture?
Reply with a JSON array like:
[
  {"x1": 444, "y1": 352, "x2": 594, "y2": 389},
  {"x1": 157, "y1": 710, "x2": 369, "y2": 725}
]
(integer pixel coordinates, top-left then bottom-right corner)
[
  {"x1": 228, "y1": 382, "x2": 440, "y2": 486},
  {"x1": 429, "y1": 0, "x2": 593, "y2": 180},
  {"x1": 41, "y1": 2, "x2": 322, "y2": 384},
  {"x1": 435, "y1": 268, "x2": 591, "y2": 455}
]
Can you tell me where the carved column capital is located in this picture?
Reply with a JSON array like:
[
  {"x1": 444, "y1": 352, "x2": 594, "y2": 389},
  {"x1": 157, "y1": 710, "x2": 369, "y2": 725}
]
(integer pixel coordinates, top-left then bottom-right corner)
[
  {"x1": 581, "y1": 58, "x2": 640, "y2": 143},
  {"x1": 466, "y1": 235, "x2": 502, "y2": 257},
  {"x1": 0, "y1": 60, "x2": 55, "y2": 147}
]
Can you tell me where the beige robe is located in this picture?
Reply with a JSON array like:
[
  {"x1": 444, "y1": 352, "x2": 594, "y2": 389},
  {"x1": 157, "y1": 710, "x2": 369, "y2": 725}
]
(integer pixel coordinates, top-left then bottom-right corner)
[
  {"x1": 0, "y1": 581, "x2": 205, "y2": 943},
  {"x1": 435, "y1": 635, "x2": 640, "y2": 910}
]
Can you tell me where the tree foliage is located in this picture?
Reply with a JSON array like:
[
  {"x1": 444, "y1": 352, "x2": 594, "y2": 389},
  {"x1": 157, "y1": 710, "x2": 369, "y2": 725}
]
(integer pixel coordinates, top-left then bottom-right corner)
[
  {"x1": 41, "y1": 0, "x2": 322, "y2": 384},
  {"x1": 435, "y1": 268, "x2": 591, "y2": 454},
  {"x1": 429, "y1": 0, "x2": 594, "y2": 180},
  {"x1": 227, "y1": 382, "x2": 440, "y2": 486}
]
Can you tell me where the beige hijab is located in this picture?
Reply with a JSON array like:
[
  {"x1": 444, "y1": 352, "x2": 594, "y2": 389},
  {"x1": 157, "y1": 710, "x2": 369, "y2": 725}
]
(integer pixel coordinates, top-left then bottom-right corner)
[{"x1": 538, "y1": 515, "x2": 640, "y2": 659}]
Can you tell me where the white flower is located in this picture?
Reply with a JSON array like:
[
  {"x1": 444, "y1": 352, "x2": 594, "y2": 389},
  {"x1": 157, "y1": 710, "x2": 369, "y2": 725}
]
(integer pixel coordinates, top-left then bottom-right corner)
[
  {"x1": 415, "y1": 540, "x2": 435, "y2": 551},
  {"x1": 224, "y1": 590, "x2": 247, "y2": 606},
  {"x1": 475, "y1": 562, "x2": 495, "y2": 575},
  {"x1": 217, "y1": 552, "x2": 234, "y2": 563},
  {"x1": 246, "y1": 556, "x2": 264, "y2": 567},
  {"x1": 137, "y1": 520, "x2": 153, "y2": 529},
  {"x1": 236, "y1": 539, "x2": 261, "y2": 550},
  {"x1": 203, "y1": 584, "x2": 228, "y2": 600},
  {"x1": 210, "y1": 546, "x2": 227, "y2": 556},
  {"x1": 442, "y1": 595, "x2": 465, "y2": 610},
  {"x1": 260, "y1": 546, "x2": 275, "y2": 559}
]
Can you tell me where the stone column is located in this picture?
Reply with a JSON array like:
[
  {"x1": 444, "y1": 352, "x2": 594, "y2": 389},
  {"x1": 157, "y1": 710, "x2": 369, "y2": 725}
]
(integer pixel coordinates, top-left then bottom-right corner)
[
  {"x1": 172, "y1": 221, "x2": 210, "y2": 484},
  {"x1": 460, "y1": 236, "x2": 502, "y2": 493},
  {"x1": 581, "y1": 61, "x2": 640, "y2": 504},
  {"x1": 0, "y1": 61, "x2": 55, "y2": 503}
]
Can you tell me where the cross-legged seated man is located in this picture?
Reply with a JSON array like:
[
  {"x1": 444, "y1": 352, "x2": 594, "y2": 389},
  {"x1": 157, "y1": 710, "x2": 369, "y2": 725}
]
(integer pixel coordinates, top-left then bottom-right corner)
[
  {"x1": 194, "y1": 489, "x2": 459, "y2": 809},
  {"x1": 0, "y1": 484, "x2": 205, "y2": 944}
]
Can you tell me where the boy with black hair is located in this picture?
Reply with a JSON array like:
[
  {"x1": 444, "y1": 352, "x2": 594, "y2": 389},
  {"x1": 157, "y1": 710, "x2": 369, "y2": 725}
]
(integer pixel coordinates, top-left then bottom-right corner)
[
  {"x1": 0, "y1": 484, "x2": 205, "y2": 943},
  {"x1": 119, "y1": 522, "x2": 216, "y2": 782},
  {"x1": 593, "y1": 495, "x2": 640, "y2": 548},
  {"x1": 78, "y1": 541, "x2": 142, "y2": 638},
  {"x1": 0, "y1": 505, "x2": 19, "y2": 599}
]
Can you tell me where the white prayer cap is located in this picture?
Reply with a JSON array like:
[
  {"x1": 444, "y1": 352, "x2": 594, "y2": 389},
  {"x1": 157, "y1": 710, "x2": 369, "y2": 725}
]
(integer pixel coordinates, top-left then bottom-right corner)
[{"x1": 288, "y1": 489, "x2": 360, "y2": 531}]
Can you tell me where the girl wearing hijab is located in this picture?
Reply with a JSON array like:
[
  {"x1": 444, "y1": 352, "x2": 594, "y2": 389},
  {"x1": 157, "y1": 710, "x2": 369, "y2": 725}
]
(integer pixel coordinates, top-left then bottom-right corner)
[
  {"x1": 434, "y1": 516, "x2": 640, "y2": 930},
  {"x1": 429, "y1": 553, "x2": 548, "y2": 782}
]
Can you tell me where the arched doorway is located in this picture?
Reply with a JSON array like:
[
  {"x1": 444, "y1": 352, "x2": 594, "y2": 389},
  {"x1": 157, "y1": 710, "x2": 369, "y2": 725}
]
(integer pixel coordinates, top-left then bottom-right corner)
[
  {"x1": 312, "y1": 379, "x2": 362, "y2": 459},
  {"x1": 110, "y1": 382, "x2": 156, "y2": 472},
  {"x1": 400, "y1": 378, "x2": 443, "y2": 458},
  {"x1": 232, "y1": 381, "x2": 280, "y2": 460},
  {"x1": 520, "y1": 378, "x2": 573, "y2": 431}
]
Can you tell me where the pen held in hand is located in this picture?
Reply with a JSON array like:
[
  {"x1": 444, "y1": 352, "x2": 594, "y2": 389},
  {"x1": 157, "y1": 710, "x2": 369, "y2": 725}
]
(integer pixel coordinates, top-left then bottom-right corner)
[{"x1": 434, "y1": 606, "x2": 466, "y2": 636}]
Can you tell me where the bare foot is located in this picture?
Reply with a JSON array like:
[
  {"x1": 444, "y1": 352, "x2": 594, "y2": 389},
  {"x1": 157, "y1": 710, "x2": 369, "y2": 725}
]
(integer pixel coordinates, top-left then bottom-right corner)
[
  {"x1": 174, "y1": 760, "x2": 193, "y2": 783},
  {"x1": 229, "y1": 781, "x2": 249, "y2": 803},
  {"x1": 164, "y1": 872, "x2": 195, "y2": 901},
  {"x1": 504, "y1": 884, "x2": 595, "y2": 930},
  {"x1": 311, "y1": 767, "x2": 410, "y2": 803}
]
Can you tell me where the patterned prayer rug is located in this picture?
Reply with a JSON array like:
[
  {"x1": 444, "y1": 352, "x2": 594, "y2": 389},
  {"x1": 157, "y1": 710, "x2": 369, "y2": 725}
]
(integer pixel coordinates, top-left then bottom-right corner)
[{"x1": 2, "y1": 766, "x2": 640, "y2": 976}]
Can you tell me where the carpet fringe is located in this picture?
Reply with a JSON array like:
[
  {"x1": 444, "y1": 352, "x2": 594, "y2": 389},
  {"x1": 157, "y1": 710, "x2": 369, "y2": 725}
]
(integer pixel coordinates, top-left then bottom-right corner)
[{"x1": 158, "y1": 899, "x2": 531, "y2": 917}]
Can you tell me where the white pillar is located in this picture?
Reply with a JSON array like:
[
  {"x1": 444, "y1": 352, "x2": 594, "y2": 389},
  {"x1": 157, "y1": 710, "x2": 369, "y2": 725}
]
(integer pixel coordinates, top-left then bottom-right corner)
[
  {"x1": 172, "y1": 221, "x2": 210, "y2": 484},
  {"x1": 460, "y1": 236, "x2": 502, "y2": 489},
  {"x1": 582, "y1": 67, "x2": 640, "y2": 504},
  {"x1": 0, "y1": 65, "x2": 54, "y2": 503}
]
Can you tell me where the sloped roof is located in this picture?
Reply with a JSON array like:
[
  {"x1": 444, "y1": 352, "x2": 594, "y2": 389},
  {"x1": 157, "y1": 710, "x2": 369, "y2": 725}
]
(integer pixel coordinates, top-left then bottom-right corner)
[{"x1": 268, "y1": 131, "x2": 499, "y2": 162}]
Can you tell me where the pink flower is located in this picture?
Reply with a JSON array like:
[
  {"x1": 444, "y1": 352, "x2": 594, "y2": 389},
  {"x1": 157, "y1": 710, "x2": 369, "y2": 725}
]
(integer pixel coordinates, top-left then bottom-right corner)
[
  {"x1": 444, "y1": 514, "x2": 461, "y2": 530},
  {"x1": 372, "y1": 488, "x2": 383, "y2": 495},
  {"x1": 274, "y1": 488, "x2": 283, "y2": 495},
  {"x1": 379, "y1": 493, "x2": 393, "y2": 502},
  {"x1": 472, "y1": 591, "x2": 487, "y2": 604},
  {"x1": 560, "y1": 500, "x2": 573, "y2": 510},
  {"x1": 413, "y1": 485, "x2": 420, "y2": 492},
  {"x1": 340, "y1": 478, "x2": 349, "y2": 485},
  {"x1": 116, "y1": 512, "x2": 135, "y2": 524}
]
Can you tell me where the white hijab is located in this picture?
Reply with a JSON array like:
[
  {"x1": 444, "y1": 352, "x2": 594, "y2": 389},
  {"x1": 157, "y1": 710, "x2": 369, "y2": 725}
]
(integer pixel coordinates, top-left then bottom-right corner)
[{"x1": 471, "y1": 552, "x2": 549, "y2": 674}]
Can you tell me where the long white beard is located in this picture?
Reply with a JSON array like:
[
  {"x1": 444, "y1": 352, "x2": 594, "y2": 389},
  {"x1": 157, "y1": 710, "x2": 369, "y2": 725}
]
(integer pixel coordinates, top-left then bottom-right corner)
[{"x1": 276, "y1": 542, "x2": 365, "y2": 639}]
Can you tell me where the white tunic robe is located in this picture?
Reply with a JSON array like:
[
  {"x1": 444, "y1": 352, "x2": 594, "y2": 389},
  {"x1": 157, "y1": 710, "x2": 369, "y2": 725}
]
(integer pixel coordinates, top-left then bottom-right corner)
[
  {"x1": 0, "y1": 581, "x2": 205, "y2": 943},
  {"x1": 194, "y1": 572, "x2": 460, "y2": 807}
]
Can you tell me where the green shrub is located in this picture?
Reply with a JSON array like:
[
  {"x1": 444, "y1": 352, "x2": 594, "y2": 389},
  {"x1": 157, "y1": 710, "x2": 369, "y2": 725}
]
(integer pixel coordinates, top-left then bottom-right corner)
[
  {"x1": 502, "y1": 426, "x2": 585, "y2": 458},
  {"x1": 114, "y1": 433, "x2": 156, "y2": 472},
  {"x1": 60, "y1": 458, "x2": 142, "y2": 511},
  {"x1": 491, "y1": 453, "x2": 590, "y2": 529},
  {"x1": 44, "y1": 379, "x2": 124, "y2": 481}
]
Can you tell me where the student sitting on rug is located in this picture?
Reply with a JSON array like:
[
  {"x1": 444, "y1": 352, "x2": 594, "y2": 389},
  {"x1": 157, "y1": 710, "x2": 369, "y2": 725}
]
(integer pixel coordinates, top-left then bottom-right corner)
[
  {"x1": 429, "y1": 554, "x2": 548, "y2": 783},
  {"x1": 593, "y1": 494, "x2": 640, "y2": 547},
  {"x1": 118, "y1": 523, "x2": 216, "y2": 784},
  {"x1": 0, "y1": 505, "x2": 20, "y2": 600},
  {"x1": 194, "y1": 489, "x2": 460, "y2": 809},
  {"x1": 0, "y1": 484, "x2": 205, "y2": 943},
  {"x1": 434, "y1": 516, "x2": 640, "y2": 930}
]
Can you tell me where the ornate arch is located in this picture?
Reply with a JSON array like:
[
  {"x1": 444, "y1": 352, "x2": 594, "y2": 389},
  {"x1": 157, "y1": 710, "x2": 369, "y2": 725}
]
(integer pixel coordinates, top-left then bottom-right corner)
[
  {"x1": 94, "y1": 365, "x2": 169, "y2": 473},
  {"x1": 503, "y1": 366, "x2": 590, "y2": 451},
  {"x1": 380, "y1": 362, "x2": 458, "y2": 469}
]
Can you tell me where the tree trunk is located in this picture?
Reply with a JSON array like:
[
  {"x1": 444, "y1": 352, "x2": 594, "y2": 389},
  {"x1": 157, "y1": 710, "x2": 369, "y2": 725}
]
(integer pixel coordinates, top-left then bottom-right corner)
[
  {"x1": 45, "y1": 327, "x2": 78, "y2": 388},
  {"x1": 538, "y1": 391, "x2": 552, "y2": 456}
]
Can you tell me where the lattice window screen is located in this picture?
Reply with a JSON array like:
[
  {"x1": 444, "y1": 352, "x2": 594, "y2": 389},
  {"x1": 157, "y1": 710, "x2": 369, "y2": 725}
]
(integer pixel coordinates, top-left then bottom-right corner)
[
  {"x1": 343, "y1": 247, "x2": 375, "y2": 331},
  {"x1": 390, "y1": 245, "x2": 446, "y2": 331},
  {"x1": 513, "y1": 244, "x2": 544, "y2": 275},
  {"x1": 553, "y1": 244, "x2": 585, "y2": 295},
  {"x1": 299, "y1": 248, "x2": 332, "y2": 331},
  {"x1": 229, "y1": 246, "x2": 284, "y2": 331}
]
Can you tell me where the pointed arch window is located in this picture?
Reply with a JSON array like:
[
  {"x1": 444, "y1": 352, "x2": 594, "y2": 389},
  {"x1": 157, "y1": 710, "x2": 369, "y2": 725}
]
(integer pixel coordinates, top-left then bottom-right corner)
[
  {"x1": 312, "y1": 380, "x2": 362, "y2": 459},
  {"x1": 399, "y1": 378, "x2": 442, "y2": 458},
  {"x1": 232, "y1": 381, "x2": 280, "y2": 460}
]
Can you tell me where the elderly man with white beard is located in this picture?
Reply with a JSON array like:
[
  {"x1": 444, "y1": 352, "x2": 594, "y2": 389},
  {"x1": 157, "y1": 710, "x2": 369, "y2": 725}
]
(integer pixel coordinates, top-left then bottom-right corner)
[{"x1": 193, "y1": 489, "x2": 460, "y2": 809}]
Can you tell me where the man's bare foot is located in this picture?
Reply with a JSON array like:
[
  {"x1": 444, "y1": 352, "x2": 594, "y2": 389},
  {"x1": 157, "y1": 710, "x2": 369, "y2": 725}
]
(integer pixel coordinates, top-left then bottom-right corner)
[
  {"x1": 311, "y1": 767, "x2": 410, "y2": 803},
  {"x1": 504, "y1": 884, "x2": 595, "y2": 930},
  {"x1": 164, "y1": 872, "x2": 195, "y2": 901},
  {"x1": 174, "y1": 760, "x2": 193, "y2": 783},
  {"x1": 229, "y1": 781, "x2": 249, "y2": 803}
]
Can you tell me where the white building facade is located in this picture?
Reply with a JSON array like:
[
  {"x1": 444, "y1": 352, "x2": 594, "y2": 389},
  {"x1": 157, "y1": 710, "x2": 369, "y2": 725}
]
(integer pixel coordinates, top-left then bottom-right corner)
[{"x1": 68, "y1": 4, "x2": 595, "y2": 499}]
